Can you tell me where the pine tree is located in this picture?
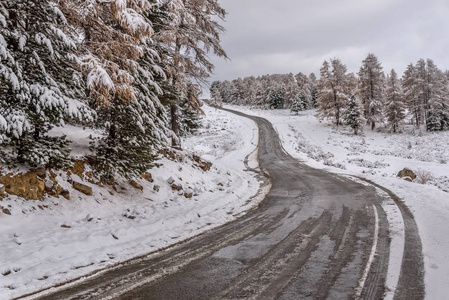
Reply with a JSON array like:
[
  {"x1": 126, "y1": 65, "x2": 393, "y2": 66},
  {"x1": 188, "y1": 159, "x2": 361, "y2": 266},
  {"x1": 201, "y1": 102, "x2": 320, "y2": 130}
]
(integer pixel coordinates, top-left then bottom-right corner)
[
  {"x1": 210, "y1": 80, "x2": 222, "y2": 106},
  {"x1": 60, "y1": 0, "x2": 153, "y2": 106},
  {"x1": 343, "y1": 95, "x2": 364, "y2": 135},
  {"x1": 219, "y1": 80, "x2": 232, "y2": 104},
  {"x1": 309, "y1": 73, "x2": 318, "y2": 108},
  {"x1": 291, "y1": 92, "x2": 306, "y2": 114},
  {"x1": 425, "y1": 59, "x2": 449, "y2": 131},
  {"x1": 317, "y1": 59, "x2": 351, "y2": 126},
  {"x1": 385, "y1": 69, "x2": 406, "y2": 133},
  {"x1": 179, "y1": 82, "x2": 203, "y2": 135},
  {"x1": 402, "y1": 63, "x2": 422, "y2": 126},
  {"x1": 153, "y1": 0, "x2": 227, "y2": 144},
  {"x1": 402, "y1": 58, "x2": 449, "y2": 131},
  {"x1": 62, "y1": 0, "x2": 173, "y2": 178},
  {"x1": 0, "y1": 0, "x2": 92, "y2": 167},
  {"x1": 269, "y1": 87, "x2": 285, "y2": 109},
  {"x1": 358, "y1": 53, "x2": 384, "y2": 130}
]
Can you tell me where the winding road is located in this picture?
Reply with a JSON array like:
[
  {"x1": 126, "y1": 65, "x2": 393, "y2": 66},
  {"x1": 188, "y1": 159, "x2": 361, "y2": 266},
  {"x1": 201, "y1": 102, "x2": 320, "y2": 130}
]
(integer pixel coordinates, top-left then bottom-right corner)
[{"x1": 25, "y1": 108, "x2": 424, "y2": 300}]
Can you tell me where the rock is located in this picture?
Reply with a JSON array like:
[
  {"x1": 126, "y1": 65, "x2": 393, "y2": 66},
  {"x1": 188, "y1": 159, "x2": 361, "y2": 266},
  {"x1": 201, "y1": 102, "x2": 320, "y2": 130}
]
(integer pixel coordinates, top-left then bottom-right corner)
[
  {"x1": 70, "y1": 160, "x2": 87, "y2": 178},
  {"x1": 101, "y1": 175, "x2": 115, "y2": 186},
  {"x1": 193, "y1": 154, "x2": 212, "y2": 171},
  {"x1": 0, "y1": 172, "x2": 46, "y2": 200},
  {"x1": 2, "y1": 207, "x2": 11, "y2": 215},
  {"x1": 159, "y1": 148, "x2": 184, "y2": 162},
  {"x1": 171, "y1": 183, "x2": 183, "y2": 191},
  {"x1": 153, "y1": 185, "x2": 160, "y2": 192},
  {"x1": 141, "y1": 172, "x2": 154, "y2": 183},
  {"x1": 397, "y1": 168, "x2": 417, "y2": 181},
  {"x1": 167, "y1": 176, "x2": 175, "y2": 184},
  {"x1": 61, "y1": 224, "x2": 71, "y2": 229},
  {"x1": 129, "y1": 180, "x2": 143, "y2": 191},
  {"x1": 0, "y1": 184, "x2": 5, "y2": 194},
  {"x1": 60, "y1": 189, "x2": 70, "y2": 200},
  {"x1": 34, "y1": 167, "x2": 47, "y2": 179},
  {"x1": 44, "y1": 180, "x2": 54, "y2": 192},
  {"x1": 184, "y1": 188, "x2": 194, "y2": 198},
  {"x1": 72, "y1": 181, "x2": 93, "y2": 196}
]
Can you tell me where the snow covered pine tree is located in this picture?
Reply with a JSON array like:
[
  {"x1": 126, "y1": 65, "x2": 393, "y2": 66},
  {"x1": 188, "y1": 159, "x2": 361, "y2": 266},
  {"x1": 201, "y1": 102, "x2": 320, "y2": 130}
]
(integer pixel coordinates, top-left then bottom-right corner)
[
  {"x1": 269, "y1": 87, "x2": 285, "y2": 109},
  {"x1": 317, "y1": 59, "x2": 352, "y2": 126},
  {"x1": 152, "y1": 0, "x2": 227, "y2": 145},
  {"x1": 0, "y1": 0, "x2": 92, "y2": 167},
  {"x1": 344, "y1": 95, "x2": 365, "y2": 135},
  {"x1": 358, "y1": 53, "x2": 384, "y2": 130},
  {"x1": 384, "y1": 69, "x2": 406, "y2": 133},
  {"x1": 60, "y1": 0, "x2": 172, "y2": 178}
]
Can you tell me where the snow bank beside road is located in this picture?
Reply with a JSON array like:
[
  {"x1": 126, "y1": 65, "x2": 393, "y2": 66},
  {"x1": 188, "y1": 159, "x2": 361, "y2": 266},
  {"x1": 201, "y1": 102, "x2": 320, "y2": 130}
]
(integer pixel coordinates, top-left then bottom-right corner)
[{"x1": 0, "y1": 104, "x2": 264, "y2": 299}]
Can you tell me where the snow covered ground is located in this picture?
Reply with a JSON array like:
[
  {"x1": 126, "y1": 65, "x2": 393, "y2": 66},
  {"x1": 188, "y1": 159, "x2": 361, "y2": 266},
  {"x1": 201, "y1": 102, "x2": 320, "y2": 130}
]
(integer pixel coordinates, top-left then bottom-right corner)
[
  {"x1": 224, "y1": 105, "x2": 449, "y2": 299},
  {"x1": 0, "y1": 105, "x2": 266, "y2": 299},
  {"x1": 2, "y1": 103, "x2": 448, "y2": 299}
]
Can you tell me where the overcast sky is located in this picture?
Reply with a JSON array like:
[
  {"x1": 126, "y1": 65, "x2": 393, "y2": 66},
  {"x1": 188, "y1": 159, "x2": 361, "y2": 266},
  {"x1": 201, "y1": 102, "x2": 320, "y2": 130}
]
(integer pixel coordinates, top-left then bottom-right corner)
[{"x1": 207, "y1": 0, "x2": 449, "y2": 88}]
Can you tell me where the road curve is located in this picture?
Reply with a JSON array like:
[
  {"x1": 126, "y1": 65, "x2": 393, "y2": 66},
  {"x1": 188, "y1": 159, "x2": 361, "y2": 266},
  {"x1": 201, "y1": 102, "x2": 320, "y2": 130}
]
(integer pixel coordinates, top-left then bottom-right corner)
[{"x1": 25, "y1": 108, "x2": 424, "y2": 300}]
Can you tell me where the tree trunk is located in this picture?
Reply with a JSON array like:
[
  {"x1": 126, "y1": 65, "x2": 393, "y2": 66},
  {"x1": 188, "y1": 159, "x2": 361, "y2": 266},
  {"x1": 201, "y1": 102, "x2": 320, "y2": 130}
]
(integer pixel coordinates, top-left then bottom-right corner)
[{"x1": 171, "y1": 104, "x2": 179, "y2": 147}]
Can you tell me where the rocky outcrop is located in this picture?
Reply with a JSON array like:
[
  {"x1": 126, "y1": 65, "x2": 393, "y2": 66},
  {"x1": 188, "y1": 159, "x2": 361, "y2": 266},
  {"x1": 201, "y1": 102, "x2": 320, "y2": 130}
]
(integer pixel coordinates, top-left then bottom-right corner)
[
  {"x1": 0, "y1": 171, "x2": 46, "y2": 200},
  {"x1": 397, "y1": 168, "x2": 417, "y2": 182}
]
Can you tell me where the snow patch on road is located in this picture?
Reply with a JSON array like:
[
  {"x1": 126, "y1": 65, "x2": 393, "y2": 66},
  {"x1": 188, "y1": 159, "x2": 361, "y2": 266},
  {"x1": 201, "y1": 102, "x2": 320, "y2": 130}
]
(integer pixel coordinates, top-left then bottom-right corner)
[{"x1": 381, "y1": 193, "x2": 405, "y2": 300}]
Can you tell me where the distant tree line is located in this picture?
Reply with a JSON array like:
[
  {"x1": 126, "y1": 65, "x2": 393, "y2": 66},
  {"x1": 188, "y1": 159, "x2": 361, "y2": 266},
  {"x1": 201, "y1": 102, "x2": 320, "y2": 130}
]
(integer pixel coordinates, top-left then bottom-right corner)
[
  {"x1": 210, "y1": 54, "x2": 449, "y2": 133},
  {"x1": 210, "y1": 72, "x2": 318, "y2": 112}
]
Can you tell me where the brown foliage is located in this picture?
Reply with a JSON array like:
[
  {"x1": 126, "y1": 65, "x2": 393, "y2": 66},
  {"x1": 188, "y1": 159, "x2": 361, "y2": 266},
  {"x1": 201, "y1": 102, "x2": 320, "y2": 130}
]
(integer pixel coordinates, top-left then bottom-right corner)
[{"x1": 59, "y1": 0, "x2": 153, "y2": 105}]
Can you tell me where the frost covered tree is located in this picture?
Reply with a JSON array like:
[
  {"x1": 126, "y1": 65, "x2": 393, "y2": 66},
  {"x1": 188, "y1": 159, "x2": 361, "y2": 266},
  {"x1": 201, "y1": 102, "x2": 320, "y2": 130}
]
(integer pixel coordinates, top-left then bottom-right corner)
[
  {"x1": 153, "y1": 0, "x2": 227, "y2": 144},
  {"x1": 343, "y1": 95, "x2": 364, "y2": 135},
  {"x1": 425, "y1": 60, "x2": 449, "y2": 131},
  {"x1": 384, "y1": 69, "x2": 406, "y2": 133},
  {"x1": 269, "y1": 87, "x2": 285, "y2": 109},
  {"x1": 358, "y1": 53, "x2": 384, "y2": 130},
  {"x1": 295, "y1": 72, "x2": 313, "y2": 108},
  {"x1": 402, "y1": 58, "x2": 449, "y2": 131},
  {"x1": 210, "y1": 80, "x2": 222, "y2": 106},
  {"x1": 60, "y1": 0, "x2": 174, "y2": 178},
  {"x1": 0, "y1": 0, "x2": 92, "y2": 167},
  {"x1": 309, "y1": 73, "x2": 318, "y2": 108},
  {"x1": 317, "y1": 59, "x2": 352, "y2": 126},
  {"x1": 402, "y1": 63, "x2": 422, "y2": 126},
  {"x1": 290, "y1": 91, "x2": 308, "y2": 114},
  {"x1": 60, "y1": 0, "x2": 154, "y2": 106}
]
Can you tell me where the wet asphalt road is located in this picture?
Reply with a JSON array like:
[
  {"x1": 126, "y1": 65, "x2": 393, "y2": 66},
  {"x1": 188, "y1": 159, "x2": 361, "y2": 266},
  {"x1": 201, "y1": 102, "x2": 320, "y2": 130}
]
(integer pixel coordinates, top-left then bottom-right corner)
[{"x1": 27, "y1": 109, "x2": 424, "y2": 300}]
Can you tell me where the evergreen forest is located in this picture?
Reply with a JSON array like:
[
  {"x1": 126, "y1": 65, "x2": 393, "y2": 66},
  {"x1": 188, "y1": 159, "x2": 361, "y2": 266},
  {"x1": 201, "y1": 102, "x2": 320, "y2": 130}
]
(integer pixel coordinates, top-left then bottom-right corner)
[{"x1": 210, "y1": 54, "x2": 449, "y2": 134}]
